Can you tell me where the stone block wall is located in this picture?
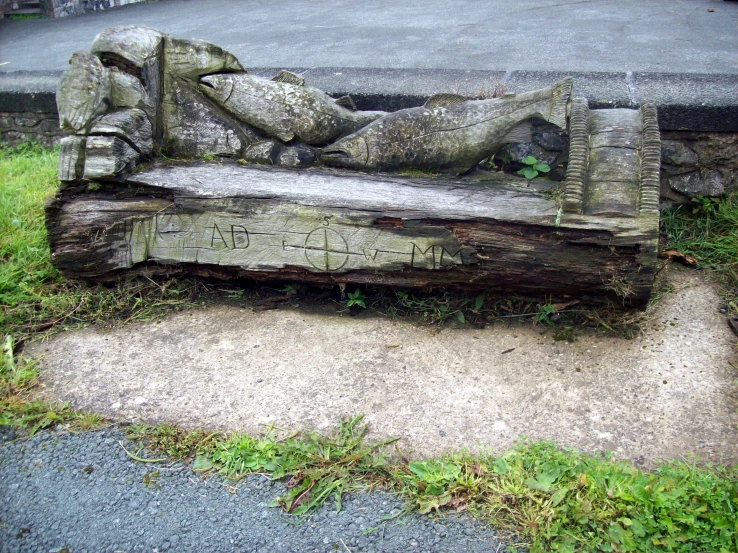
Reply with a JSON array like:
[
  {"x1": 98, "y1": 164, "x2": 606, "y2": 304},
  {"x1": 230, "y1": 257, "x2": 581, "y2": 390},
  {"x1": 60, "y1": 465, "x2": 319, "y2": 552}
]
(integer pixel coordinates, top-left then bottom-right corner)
[
  {"x1": 496, "y1": 121, "x2": 738, "y2": 204},
  {"x1": 660, "y1": 132, "x2": 738, "y2": 203},
  {"x1": 40, "y1": 0, "x2": 153, "y2": 18},
  {"x1": 0, "y1": 0, "x2": 15, "y2": 17},
  {"x1": 0, "y1": 110, "x2": 63, "y2": 147}
]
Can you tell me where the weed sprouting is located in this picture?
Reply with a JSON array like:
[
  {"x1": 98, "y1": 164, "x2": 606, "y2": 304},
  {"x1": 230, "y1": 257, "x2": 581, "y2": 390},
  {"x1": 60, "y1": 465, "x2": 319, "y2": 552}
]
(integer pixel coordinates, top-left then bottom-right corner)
[
  {"x1": 1, "y1": 335, "x2": 70, "y2": 434},
  {"x1": 122, "y1": 419, "x2": 738, "y2": 552},
  {"x1": 516, "y1": 156, "x2": 551, "y2": 180},
  {"x1": 343, "y1": 289, "x2": 367, "y2": 309},
  {"x1": 211, "y1": 416, "x2": 395, "y2": 515},
  {"x1": 661, "y1": 194, "x2": 738, "y2": 316},
  {"x1": 534, "y1": 302, "x2": 556, "y2": 325},
  {"x1": 125, "y1": 423, "x2": 222, "y2": 462}
]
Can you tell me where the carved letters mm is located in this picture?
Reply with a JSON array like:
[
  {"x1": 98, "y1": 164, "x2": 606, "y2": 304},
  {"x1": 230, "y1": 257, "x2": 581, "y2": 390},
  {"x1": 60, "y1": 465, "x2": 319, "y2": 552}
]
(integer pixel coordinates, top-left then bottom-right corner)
[{"x1": 409, "y1": 243, "x2": 465, "y2": 269}]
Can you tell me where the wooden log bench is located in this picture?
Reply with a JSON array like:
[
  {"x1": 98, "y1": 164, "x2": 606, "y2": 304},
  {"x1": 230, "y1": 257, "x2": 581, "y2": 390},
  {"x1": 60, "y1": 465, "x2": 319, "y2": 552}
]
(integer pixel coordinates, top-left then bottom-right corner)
[
  {"x1": 46, "y1": 26, "x2": 661, "y2": 307},
  {"x1": 47, "y1": 153, "x2": 659, "y2": 306}
]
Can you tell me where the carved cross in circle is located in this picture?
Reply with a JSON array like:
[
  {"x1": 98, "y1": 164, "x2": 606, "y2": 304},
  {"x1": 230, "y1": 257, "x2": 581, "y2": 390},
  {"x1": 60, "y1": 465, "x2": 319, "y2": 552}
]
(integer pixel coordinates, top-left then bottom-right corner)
[{"x1": 304, "y1": 228, "x2": 349, "y2": 271}]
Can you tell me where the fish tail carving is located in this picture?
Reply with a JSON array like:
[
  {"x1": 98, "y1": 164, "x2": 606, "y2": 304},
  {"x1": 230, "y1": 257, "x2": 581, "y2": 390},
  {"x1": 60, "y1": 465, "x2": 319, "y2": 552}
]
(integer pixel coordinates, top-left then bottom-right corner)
[{"x1": 547, "y1": 77, "x2": 573, "y2": 129}]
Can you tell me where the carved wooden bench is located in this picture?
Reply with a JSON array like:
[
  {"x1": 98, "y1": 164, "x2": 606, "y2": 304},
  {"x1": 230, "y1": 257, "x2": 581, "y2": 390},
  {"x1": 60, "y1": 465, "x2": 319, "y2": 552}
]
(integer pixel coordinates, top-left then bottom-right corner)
[{"x1": 47, "y1": 26, "x2": 661, "y2": 307}]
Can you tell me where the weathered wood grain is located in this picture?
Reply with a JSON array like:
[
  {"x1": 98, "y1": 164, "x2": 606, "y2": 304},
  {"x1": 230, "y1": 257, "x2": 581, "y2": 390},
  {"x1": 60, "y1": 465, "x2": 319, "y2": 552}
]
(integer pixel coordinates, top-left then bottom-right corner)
[
  {"x1": 563, "y1": 104, "x2": 659, "y2": 219},
  {"x1": 320, "y1": 78, "x2": 572, "y2": 174},
  {"x1": 199, "y1": 72, "x2": 386, "y2": 145},
  {"x1": 56, "y1": 52, "x2": 111, "y2": 132},
  {"x1": 164, "y1": 37, "x2": 243, "y2": 80},
  {"x1": 109, "y1": 67, "x2": 153, "y2": 114},
  {"x1": 91, "y1": 26, "x2": 165, "y2": 146},
  {"x1": 58, "y1": 136, "x2": 86, "y2": 182},
  {"x1": 89, "y1": 109, "x2": 153, "y2": 155},
  {"x1": 47, "y1": 162, "x2": 659, "y2": 306},
  {"x1": 162, "y1": 74, "x2": 261, "y2": 157},
  {"x1": 82, "y1": 136, "x2": 139, "y2": 180},
  {"x1": 638, "y1": 103, "x2": 661, "y2": 214},
  {"x1": 91, "y1": 26, "x2": 165, "y2": 69},
  {"x1": 561, "y1": 97, "x2": 589, "y2": 214}
]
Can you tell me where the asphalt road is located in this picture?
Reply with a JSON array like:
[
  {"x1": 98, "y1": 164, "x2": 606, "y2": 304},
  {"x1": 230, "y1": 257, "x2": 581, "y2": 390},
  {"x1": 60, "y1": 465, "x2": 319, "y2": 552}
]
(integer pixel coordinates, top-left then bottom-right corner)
[
  {"x1": 1, "y1": 0, "x2": 737, "y2": 74},
  {"x1": 0, "y1": 428, "x2": 513, "y2": 553}
]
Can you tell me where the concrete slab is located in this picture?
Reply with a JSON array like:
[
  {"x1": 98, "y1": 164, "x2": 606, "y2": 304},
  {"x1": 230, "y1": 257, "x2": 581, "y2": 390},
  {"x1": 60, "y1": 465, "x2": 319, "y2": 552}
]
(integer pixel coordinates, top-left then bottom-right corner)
[
  {"x1": 1, "y1": 0, "x2": 737, "y2": 74},
  {"x1": 0, "y1": 70, "x2": 59, "y2": 112},
  {"x1": 28, "y1": 267, "x2": 738, "y2": 467}
]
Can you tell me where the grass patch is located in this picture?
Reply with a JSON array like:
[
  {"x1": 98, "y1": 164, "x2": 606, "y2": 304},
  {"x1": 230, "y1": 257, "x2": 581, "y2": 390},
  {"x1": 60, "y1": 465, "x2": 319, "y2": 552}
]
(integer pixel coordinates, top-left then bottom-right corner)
[
  {"x1": 661, "y1": 194, "x2": 738, "y2": 314},
  {"x1": 0, "y1": 143, "x2": 206, "y2": 345},
  {"x1": 124, "y1": 416, "x2": 738, "y2": 553},
  {"x1": 5, "y1": 14, "x2": 45, "y2": 20},
  {"x1": 212, "y1": 416, "x2": 396, "y2": 515}
]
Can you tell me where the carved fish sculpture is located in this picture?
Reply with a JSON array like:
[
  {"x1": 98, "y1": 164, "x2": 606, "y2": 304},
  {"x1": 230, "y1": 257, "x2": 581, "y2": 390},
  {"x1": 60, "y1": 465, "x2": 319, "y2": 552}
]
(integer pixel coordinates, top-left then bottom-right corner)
[
  {"x1": 57, "y1": 51, "x2": 111, "y2": 132},
  {"x1": 165, "y1": 37, "x2": 244, "y2": 80},
  {"x1": 199, "y1": 71, "x2": 386, "y2": 145},
  {"x1": 320, "y1": 77, "x2": 573, "y2": 175}
]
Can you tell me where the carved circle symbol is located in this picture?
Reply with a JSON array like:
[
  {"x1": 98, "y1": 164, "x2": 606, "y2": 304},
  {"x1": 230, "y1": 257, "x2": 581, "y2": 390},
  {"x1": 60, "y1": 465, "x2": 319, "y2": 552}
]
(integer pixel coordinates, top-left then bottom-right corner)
[{"x1": 304, "y1": 228, "x2": 349, "y2": 271}]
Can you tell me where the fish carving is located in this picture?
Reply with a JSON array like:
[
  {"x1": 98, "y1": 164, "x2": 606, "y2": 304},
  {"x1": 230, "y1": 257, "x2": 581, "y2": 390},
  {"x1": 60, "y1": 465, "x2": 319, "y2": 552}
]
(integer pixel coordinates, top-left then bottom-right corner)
[
  {"x1": 57, "y1": 51, "x2": 111, "y2": 132},
  {"x1": 199, "y1": 71, "x2": 386, "y2": 145},
  {"x1": 165, "y1": 37, "x2": 244, "y2": 80},
  {"x1": 320, "y1": 77, "x2": 573, "y2": 175}
]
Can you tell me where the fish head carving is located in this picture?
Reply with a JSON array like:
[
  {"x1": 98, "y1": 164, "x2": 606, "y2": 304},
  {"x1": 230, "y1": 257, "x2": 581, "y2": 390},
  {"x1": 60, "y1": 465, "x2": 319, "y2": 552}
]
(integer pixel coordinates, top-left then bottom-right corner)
[
  {"x1": 222, "y1": 53, "x2": 243, "y2": 73},
  {"x1": 319, "y1": 135, "x2": 369, "y2": 168},
  {"x1": 198, "y1": 74, "x2": 234, "y2": 104}
]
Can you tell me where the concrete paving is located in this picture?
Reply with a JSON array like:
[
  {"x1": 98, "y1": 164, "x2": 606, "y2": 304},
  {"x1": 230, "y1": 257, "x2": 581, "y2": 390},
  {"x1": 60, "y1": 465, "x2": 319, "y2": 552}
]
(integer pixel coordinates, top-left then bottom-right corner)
[
  {"x1": 1, "y1": 0, "x2": 737, "y2": 74},
  {"x1": 28, "y1": 267, "x2": 738, "y2": 467}
]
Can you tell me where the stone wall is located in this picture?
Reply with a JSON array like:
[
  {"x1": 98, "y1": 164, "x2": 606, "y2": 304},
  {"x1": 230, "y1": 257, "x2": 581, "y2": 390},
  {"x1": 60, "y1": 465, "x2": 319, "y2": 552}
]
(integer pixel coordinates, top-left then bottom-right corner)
[
  {"x1": 40, "y1": 0, "x2": 153, "y2": 18},
  {"x1": 660, "y1": 132, "x2": 738, "y2": 203},
  {"x1": 0, "y1": 0, "x2": 15, "y2": 17},
  {"x1": 497, "y1": 121, "x2": 738, "y2": 204},
  {"x1": 0, "y1": 110, "x2": 62, "y2": 147}
]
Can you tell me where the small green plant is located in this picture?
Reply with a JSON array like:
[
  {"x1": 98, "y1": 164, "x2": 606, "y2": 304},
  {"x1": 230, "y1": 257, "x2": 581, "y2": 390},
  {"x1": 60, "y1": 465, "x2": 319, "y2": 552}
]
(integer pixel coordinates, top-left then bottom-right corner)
[
  {"x1": 142, "y1": 470, "x2": 161, "y2": 489},
  {"x1": 1, "y1": 335, "x2": 70, "y2": 434},
  {"x1": 211, "y1": 416, "x2": 393, "y2": 515},
  {"x1": 345, "y1": 289, "x2": 366, "y2": 309},
  {"x1": 517, "y1": 156, "x2": 550, "y2": 179},
  {"x1": 400, "y1": 460, "x2": 463, "y2": 513},
  {"x1": 126, "y1": 423, "x2": 221, "y2": 461},
  {"x1": 7, "y1": 13, "x2": 44, "y2": 20},
  {"x1": 535, "y1": 302, "x2": 556, "y2": 325},
  {"x1": 690, "y1": 195, "x2": 720, "y2": 216}
]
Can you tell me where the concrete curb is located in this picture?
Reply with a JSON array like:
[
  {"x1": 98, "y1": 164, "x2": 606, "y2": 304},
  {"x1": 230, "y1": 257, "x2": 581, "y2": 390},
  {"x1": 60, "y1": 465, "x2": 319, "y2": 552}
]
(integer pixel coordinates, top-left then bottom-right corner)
[{"x1": 2, "y1": 68, "x2": 737, "y2": 132}]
